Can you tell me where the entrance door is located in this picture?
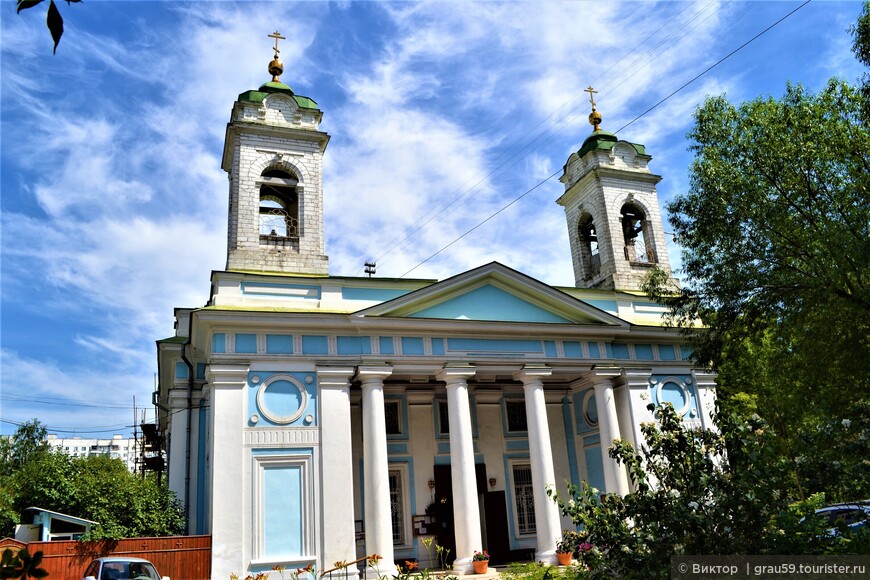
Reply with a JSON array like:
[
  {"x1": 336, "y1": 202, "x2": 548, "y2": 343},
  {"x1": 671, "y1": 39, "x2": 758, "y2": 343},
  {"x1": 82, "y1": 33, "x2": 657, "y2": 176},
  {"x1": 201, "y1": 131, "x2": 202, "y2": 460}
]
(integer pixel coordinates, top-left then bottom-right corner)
[
  {"x1": 432, "y1": 463, "x2": 487, "y2": 565},
  {"x1": 483, "y1": 491, "x2": 510, "y2": 564}
]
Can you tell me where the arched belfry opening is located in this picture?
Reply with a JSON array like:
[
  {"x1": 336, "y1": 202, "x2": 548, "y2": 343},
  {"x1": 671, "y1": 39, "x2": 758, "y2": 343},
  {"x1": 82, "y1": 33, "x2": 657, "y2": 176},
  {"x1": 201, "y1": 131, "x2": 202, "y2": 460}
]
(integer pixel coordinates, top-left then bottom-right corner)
[
  {"x1": 578, "y1": 213, "x2": 600, "y2": 280},
  {"x1": 259, "y1": 168, "x2": 300, "y2": 240},
  {"x1": 620, "y1": 203, "x2": 655, "y2": 264}
]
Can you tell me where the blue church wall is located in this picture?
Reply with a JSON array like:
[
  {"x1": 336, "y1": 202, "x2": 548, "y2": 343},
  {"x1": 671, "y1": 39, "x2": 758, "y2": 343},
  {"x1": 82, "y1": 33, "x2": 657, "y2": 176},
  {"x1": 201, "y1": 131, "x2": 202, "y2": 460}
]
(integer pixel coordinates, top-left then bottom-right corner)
[
  {"x1": 252, "y1": 447, "x2": 314, "y2": 563},
  {"x1": 409, "y1": 284, "x2": 573, "y2": 323},
  {"x1": 241, "y1": 282, "x2": 320, "y2": 300},
  {"x1": 301, "y1": 335, "x2": 328, "y2": 354},
  {"x1": 561, "y1": 397, "x2": 581, "y2": 488},
  {"x1": 267, "y1": 335, "x2": 294, "y2": 354},
  {"x1": 247, "y1": 372, "x2": 318, "y2": 428},
  {"x1": 204, "y1": 332, "x2": 689, "y2": 370},
  {"x1": 342, "y1": 286, "x2": 410, "y2": 301}
]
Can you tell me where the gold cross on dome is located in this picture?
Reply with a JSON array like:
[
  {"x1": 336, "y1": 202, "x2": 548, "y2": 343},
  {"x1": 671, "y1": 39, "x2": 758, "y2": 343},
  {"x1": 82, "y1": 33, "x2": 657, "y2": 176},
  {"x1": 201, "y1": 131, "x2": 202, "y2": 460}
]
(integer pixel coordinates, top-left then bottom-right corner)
[
  {"x1": 584, "y1": 85, "x2": 598, "y2": 110},
  {"x1": 268, "y1": 31, "x2": 286, "y2": 57}
]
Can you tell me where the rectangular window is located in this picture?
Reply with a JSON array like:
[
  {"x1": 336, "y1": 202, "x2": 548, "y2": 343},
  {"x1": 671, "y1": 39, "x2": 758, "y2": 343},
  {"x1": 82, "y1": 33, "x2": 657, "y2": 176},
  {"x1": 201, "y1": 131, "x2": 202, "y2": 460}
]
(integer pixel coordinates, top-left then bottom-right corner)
[
  {"x1": 512, "y1": 464, "x2": 536, "y2": 535},
  {"x1": 437, "y1": 399, "x2": 450, "y2": 435},
  {"x1": 384, "y1": 400, "x2": 402, "y2": 435},
  {"x1": 388, "y1": 468, "x2": 406, "y2": 545},
  {"x1": 506, "y1": 400, "x2": 528, "y2": 432}
]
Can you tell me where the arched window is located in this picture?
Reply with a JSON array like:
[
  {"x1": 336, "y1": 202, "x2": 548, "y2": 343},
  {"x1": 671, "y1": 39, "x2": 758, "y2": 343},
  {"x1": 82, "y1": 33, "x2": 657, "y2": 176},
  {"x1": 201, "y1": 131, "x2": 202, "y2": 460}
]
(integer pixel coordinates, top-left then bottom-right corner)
[
  {"x1": 259, "y1": 168, "x2": 299, "y2": 239},
  {"x1": 620, "y1": 203, "x2": 655, "y2": 263},
  {"x1": 578, "y1": 213, "x2": 600, "y2": 279}
]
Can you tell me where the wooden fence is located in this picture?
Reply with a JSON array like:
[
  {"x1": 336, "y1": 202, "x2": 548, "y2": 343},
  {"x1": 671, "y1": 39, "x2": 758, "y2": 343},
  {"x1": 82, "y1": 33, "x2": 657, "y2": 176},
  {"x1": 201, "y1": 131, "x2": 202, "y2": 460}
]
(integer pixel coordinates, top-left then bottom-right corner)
[{"x1": 22, "y1": 535, "x2": 211, "y2": 580}]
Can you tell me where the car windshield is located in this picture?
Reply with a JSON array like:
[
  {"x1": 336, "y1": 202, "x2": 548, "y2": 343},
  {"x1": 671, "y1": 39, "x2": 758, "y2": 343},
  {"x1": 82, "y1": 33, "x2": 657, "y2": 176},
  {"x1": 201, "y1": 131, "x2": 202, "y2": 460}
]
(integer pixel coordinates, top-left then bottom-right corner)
[{"x1": 100, "y1": 561, "x2": 161, "y2": 580}]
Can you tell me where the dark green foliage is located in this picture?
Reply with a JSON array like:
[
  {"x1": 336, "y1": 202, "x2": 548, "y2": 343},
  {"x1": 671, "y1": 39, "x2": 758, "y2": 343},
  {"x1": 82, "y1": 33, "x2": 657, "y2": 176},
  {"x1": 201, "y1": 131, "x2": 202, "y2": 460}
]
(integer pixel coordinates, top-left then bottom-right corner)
[
  {"x1": 549, "y1": 404, "x2": 868, "y2": 579},
  {"x1": 0, "y1": 548, "x2": 48, "y2": 579},
  {"x1": 643, "y1": 26, "x2": 870, "y2": 502},
  {"x1": 0, "y1": 421, "x2": 185, "y2": 539}
]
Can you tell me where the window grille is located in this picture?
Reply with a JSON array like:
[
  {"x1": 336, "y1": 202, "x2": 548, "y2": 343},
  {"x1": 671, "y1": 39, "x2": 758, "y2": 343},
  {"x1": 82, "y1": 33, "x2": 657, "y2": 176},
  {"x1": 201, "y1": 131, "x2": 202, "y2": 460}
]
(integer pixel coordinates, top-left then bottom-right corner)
[
  {"x1": 389, "y1": 469, "x2": 405, "y2": 545},
  {"x1": 506, "y1": 400, "x2": 528, "y2": 432},
  {"x1": 513, "y1": 464, "x2": 536, "y2": 535}
]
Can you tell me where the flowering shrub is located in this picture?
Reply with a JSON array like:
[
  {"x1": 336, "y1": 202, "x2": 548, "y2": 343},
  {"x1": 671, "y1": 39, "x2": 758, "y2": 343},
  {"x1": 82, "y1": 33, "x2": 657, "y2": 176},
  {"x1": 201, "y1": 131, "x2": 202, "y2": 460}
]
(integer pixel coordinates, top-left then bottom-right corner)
[{"x1": 549, "y1": 403, "x2": 855, "y2": 579}]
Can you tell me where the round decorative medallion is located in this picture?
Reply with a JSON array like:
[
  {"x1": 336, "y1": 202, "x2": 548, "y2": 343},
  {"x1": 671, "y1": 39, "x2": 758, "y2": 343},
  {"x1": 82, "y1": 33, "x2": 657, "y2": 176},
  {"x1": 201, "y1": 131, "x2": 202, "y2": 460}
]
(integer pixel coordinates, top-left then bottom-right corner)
[
  {"x1": 250, "y1": 414, "x2": 259, "y2": 424},
  {"x1": 251, "y1": 375, "x2": 261, "y2": 384},
  {"x1": 582, "y1": 390, "x2": 599, "y2": 427},
  {"x1": 654, "y1": 377, "x2": 691, "y2": 416},
  {"x1": 304, "y1": 375, "x2": 314, "y2": 384},
  {"x1": 256, "y1": 374, "x2": 309, "y2": 424}
]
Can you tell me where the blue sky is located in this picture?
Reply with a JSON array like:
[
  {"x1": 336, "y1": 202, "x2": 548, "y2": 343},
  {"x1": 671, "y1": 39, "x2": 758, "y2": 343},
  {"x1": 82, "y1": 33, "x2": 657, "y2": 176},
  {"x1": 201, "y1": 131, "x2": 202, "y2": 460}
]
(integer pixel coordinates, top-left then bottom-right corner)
[{"x1": 1, "y1": 1, "x2": 865, "y2": 437}]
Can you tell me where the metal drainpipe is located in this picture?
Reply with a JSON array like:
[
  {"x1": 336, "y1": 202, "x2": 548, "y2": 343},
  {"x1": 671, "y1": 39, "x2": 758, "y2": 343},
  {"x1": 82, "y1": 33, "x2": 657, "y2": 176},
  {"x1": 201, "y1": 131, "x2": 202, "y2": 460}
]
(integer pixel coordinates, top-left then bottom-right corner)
[{"x1": 180, "y1": 312, "x2": 195, "y2": 533}]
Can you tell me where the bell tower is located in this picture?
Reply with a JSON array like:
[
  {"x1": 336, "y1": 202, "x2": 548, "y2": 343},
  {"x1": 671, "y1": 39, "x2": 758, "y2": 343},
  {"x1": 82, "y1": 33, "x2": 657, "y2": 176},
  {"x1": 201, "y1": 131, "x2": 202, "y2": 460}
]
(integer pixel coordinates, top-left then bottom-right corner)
[
  {"x1": 222, "y1": 31, "x2": 330, "y2": 275},
  {"x1": 556, "y1": 87, "x2": 676, "y2": 291}
]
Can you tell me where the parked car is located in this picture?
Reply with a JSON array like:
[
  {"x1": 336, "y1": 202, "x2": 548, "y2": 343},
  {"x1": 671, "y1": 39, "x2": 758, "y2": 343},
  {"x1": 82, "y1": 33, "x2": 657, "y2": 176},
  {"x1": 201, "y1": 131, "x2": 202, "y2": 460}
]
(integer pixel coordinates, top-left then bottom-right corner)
[
  {"x1": 81, "y1": 557, "x2": 169, "y2": 580},
  {"x1": 809, "y1": 501, "x2": 870, "y2": 536}
]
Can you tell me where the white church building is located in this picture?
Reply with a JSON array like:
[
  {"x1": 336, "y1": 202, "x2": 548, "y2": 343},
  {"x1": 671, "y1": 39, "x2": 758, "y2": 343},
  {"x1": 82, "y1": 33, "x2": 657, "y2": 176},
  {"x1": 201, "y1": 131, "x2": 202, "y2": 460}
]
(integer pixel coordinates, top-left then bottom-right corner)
[{"x1": 156, "y1": 40, "x2": 715, "y2": 580}]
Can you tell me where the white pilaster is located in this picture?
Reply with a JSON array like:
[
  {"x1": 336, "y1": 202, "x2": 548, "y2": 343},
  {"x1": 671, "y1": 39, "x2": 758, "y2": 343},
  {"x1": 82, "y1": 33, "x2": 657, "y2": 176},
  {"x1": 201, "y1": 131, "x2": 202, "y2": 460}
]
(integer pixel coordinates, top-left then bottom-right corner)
[
  {"x1": 692, "y1": 371, "x2": 718, "y2": 430},
  {"x1": 206, "y1": 364, "x2": 249, "y2": 580},
  {"x1": 317, "y1": 366, "x2": 359, "y2": 580},
  {"x1": 357, "y1": 366, "x2": 398, "y2": 579},
  {"x1": 167, "y1": 387, "x2": 190, "y2": 515},
  {"x1": 618, "y1": 369, "x2": 654, "y2": 451},
  {"x1": 514, "y1": 367, "x2": 561, "y2": 564},
  {"x1": 592, "y1": 377, "x2": 630, "y2": 496},
  {"x1": 437, "y1": 366, "x2": 481, "y2": 575}
]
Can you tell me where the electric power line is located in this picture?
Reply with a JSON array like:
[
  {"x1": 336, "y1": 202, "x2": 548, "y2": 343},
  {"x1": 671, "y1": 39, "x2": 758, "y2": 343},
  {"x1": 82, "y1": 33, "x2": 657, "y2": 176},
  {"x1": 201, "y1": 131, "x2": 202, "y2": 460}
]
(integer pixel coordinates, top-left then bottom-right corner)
[{"x1": 400, "y1": 0, "x2": 811, "y2": 278}]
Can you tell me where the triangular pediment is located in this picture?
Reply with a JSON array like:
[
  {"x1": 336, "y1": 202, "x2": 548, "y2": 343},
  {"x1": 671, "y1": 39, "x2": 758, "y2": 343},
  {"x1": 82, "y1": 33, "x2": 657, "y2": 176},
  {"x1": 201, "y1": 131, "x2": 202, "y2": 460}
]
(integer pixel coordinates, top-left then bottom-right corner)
[{"x1": 354, "y1": 262, "x2": 626, "y2": 326}]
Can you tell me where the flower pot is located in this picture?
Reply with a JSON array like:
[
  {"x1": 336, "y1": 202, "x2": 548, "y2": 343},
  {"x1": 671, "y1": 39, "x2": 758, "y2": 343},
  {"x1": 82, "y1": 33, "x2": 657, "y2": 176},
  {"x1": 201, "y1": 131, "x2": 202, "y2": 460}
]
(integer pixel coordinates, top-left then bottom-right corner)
[
  {"x1": 556, "y1": 552, "x2": 573, "y2": 566},
  {"x1": 472, "y1": 560, "x2": 489, "y2": 574}
]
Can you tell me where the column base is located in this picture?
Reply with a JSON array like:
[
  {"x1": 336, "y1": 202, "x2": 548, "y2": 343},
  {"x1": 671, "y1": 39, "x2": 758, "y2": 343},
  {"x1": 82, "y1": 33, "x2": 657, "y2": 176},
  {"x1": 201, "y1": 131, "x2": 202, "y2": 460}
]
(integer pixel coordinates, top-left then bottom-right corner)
[
  {"x1": 364, "y1": 563, "x2": 398, "y2": 580},
  {"x1": 534, "y1": 548, "x2": 557, "y2": 564},
  {"x1": 452, "y1": 557, "x2": 474, "y2": 575}
]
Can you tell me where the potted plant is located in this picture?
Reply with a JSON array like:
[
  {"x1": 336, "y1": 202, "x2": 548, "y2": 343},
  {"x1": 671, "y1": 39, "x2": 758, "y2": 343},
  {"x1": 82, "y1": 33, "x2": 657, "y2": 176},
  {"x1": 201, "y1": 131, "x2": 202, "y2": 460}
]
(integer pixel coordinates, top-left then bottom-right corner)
[
  {"x1": 555, "y1": 530, "x2": 583, "y2": 566},
  {"x1": 471, "y1": 550, "x2": 489, "y2": 574}
]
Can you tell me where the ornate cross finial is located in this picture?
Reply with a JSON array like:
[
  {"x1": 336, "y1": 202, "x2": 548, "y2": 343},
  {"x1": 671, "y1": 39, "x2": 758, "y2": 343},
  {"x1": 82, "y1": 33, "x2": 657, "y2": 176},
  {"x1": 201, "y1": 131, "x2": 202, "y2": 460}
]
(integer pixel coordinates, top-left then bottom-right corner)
[
  {"x1": 267, "y1": 31, "x2": 286, "y2": 82},
  {"x1": 584, "y1": 85, "x2": 598, "y2": 110},
  {"x1": 268, "y1": 31, "x2": 286, "y2": 58},
  {"x1": 584, "y1": 85, "x2": 603, "y2": 132}
]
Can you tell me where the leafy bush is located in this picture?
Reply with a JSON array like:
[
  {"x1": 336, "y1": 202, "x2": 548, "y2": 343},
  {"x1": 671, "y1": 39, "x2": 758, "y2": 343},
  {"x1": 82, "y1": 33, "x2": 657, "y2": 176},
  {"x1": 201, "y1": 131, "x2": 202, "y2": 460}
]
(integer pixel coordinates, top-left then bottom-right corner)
[{"x1": 549, "y1": 404, "x2": 866, "y2": 579}]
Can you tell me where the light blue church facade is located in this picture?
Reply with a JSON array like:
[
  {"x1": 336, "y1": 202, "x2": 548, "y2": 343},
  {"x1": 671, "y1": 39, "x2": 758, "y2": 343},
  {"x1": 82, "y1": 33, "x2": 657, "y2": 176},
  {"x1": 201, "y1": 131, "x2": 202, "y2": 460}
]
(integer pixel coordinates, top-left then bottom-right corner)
[{"x1": 156, "y1": 48, "x2": 715, "y2": 580}]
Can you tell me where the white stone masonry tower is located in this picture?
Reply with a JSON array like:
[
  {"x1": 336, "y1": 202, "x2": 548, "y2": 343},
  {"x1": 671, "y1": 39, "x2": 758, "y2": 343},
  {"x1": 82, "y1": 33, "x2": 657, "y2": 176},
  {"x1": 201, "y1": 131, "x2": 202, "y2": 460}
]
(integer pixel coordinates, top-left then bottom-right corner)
[
  {"x1": 557, "y1": 87, "x2": 677, "y2": 291},
  {"x1": 222, "y1": 33, "x2": 330, "y2": 275}
]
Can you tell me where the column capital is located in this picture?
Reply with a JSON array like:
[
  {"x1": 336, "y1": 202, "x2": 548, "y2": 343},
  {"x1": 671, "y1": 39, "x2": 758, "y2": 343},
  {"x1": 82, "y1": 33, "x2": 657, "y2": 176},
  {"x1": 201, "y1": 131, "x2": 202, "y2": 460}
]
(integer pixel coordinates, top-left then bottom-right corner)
[
  {"x1": 513, "y1": 365, "x2": 552, "y2": 385},
  {"x1": 205, "y1": 364, "x2": 249, "y2": 388},
  {"x1": 355, "y1": 365, "x2": 393, "y2": 385},
  {"x1": 588, "y1": 366, "x2": 621, "y2": 388},
  {"x1": 436, "y1": 365, "x2": 476, "y2": 385},
  {"x1": 691, "y1": 370, "x2": 717, "y2": 389},
  {"x1": 620, "y1": 368, "x2": 652, "y2": 388},
  {"x1": 316, "y1": 366, "x2": 355, "y2": 389}
]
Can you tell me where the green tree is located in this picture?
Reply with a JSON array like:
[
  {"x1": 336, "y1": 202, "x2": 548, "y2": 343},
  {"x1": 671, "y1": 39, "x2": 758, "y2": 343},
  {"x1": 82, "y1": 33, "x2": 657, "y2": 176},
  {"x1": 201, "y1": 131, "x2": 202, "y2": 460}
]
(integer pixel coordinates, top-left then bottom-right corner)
[
  {"x1": 644, "y1": 6, "x2": 870, "y2": 500},
  {"x1": 549, "y1": 404, "x2": 867, "y2": 579},
  {"x1": 0, "y1": 421, "x2": 185, "y2": 539}
]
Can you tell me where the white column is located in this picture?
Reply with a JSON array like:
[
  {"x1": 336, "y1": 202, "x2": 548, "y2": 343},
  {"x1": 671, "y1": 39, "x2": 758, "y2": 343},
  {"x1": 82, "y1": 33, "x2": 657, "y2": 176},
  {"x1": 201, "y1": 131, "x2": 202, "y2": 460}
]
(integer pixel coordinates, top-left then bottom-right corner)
[
  {"x1": 205, "y1": 364, "x2": 249, "y2": 580},
  {"x1": 318, "y1": 366, "x2": 359, "y2": 580},
  {"x1": 592, "y1": 378, "x2": 630, "y2": 495},
  {"x1": 437, "y1": 366, "x2": 481, "y2": 575},
  {"x1": 357, "y1": 366, "x2": 398, "y2": 579},
  {"x1": 514, "y1": 367, "x2": 561, "y2": 563}
]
